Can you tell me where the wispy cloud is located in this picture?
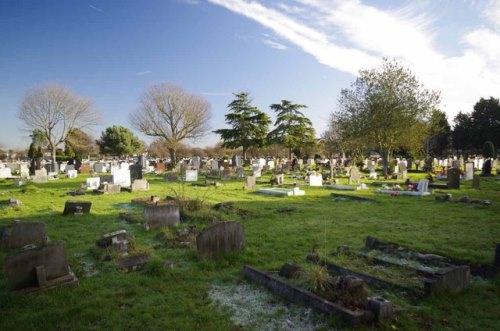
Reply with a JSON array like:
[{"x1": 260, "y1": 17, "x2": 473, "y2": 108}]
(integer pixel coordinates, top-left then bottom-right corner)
[
  {"x1": 89, "y1": 4, "x2": 103, "y2": 13},
  {"x1": 179, "y1": 0, "x2": 201, "y2": 5},
  {"x1": 263, "y1": 38, "x2": 287, "y2": 50},
  {"x1": 136, "y1": 70, "x2": 152, "y2": 76},
  {"x1": 208, "y1": 0, "x2": 500, "y2": 119}
]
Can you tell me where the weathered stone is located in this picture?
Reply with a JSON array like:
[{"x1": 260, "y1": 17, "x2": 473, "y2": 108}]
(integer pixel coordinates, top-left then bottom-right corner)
[
  {"x1": 96, "y1": 229, "x2": 128, "y2": 252},
  {"x1": 143, "y1": 205, "x2": 180, "y2": 230},
  {"x1": 447, "y1": 168, "x2": 460, "y2": 189},
  {"x1": 129, "y1": 164, "x2": 143, "y2": 182},
  {"x1": 472, "y1": 174, "x2": 480, "y2": 189},
  {"x1": 1, "y1": 221, "x2": 47, "y2": 249},
  {"x1": 196, "y1": 221, "x2": 244, "y2": 259},
  {"x1": 244, "y1": 176, "x2": 256, "y2": 190},
  {"x1": 79, "y1": 164, "x2": 91, "y2": 174},
  {"x1": 348, "y1": 167, "x2": 360, "y2": 184},
  {"x1": 164, "y1": 173, "x2": 179, "y2": 182},
  {"x1": 63, "y1": 200, "x2": 92, "y2": 216},
  {"x1": 117, "y1": 254, "x2": 150, "y2": 272},
  {"x1": 3, "y1": 242, "x2": 78, "y2": 292},
  {"x1": 131, "y1": 179, "x2": 149, "y2": 192},
  {"x1": 97, "y1": 183, "x2": 121, "y2": 194},
  {"x1": 367, "y1": 297, "x2": 397, "y2": 322},
  {"x1": 424, "y1": 265, "x2": 470, "y2": 296},
  {"x1": 185, "y1": 169, "x2": 198, "y2": 182}
]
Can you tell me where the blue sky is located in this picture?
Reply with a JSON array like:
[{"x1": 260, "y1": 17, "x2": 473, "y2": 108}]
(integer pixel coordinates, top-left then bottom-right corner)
[{"x1": 1, "y1": 0, "x2": 500, "y2": 150}]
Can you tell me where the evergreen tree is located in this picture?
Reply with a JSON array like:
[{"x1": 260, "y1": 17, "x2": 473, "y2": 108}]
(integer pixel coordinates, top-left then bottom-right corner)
[
  {"x1": 214, "y1": 93, "x2": 271, "y2": 160},
  {"x1": 267, "y1": 100, "x2": 315, "y2": 159}
]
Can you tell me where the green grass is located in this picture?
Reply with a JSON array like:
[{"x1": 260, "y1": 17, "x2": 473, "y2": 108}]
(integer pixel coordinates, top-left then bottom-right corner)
[{"x1": 0, "y1": 171, "x2": 499, "y2": 330}]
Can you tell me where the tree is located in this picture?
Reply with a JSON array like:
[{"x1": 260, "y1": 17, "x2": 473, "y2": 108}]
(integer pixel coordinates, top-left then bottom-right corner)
[
  {"x1": 96, "y1": 126, "x2": 145, "y2": 157},
  {"x1": 19, "y1": 84, "x2": 99, "y2": 168},
  {"x1": 214, "y1": 92, "x2": 271, "y2": 160},
  {"x1": 130, "y1": 83, "x2": 211, "y2": 165},
  {"x1": 334, "y1": 59, "x2": 440, "y2": 176},
  {"x1": 267, "y1": 100, "x2": 315, "y2": 159},
  {"x1": 424, "y1": 109, "x2": 451, "y2": 157},
  {"x1": 452, "y1": 97, "x2": 500, "y2": 152},
  {"x1": 65, "y1": 128, "x2": 96, "y2": 159}
]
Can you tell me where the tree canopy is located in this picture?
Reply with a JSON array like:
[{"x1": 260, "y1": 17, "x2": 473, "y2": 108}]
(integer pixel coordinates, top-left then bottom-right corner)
[
  {"x1": 214, "y1": 92, "x2": 271, "y2": 159},
  {"x1": 333, "y1": 58, "x2": 440, "y2": 175},
  {"x1": 96, "y1": 126, "x2": 145, "y2": 157},
  {"x1": 19, "y1": 84, "x2": 99, "y2": 166},
  {"x1": 130, "y1": 83, "x2": 211, "y2": 165},
  {"x1": 452, "y1": 97, "x2": 500, "y2": 152},
  {"x1": 65, "y1": 128, "x2": 96, "y2": 159},
  {"x1": 267, "y1": 100, "x2": 315, "y2": 159}
]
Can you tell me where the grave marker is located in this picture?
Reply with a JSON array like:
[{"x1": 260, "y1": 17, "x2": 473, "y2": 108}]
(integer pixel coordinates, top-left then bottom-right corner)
[
  {"x1": 143, "y1": 205, "x2": 180, "y2": 230},
  {"x1": 196, "y1": 221, "x2": 245, "y2": 259}
]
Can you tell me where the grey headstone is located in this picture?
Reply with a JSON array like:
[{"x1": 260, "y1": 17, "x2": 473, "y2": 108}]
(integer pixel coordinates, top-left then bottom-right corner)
[
  {"x1": 472, "y1": 174, "x2": 480, "y2": 189},
  {"x1": 447, "y1": 168, "x2": 460, "y2": 189},
  {"x1": 4, "y1": 242, "x2": 76, "y2": 291},
  {"x1": 1, "y1": 221, "x2": 47, "y2": 249},
  {"x1": 143, "y1": 205, "x2": 180, "y2": 230},
  {"x1": 245, "y1": 176, "x2": 256, "y2": 190},
  {"x1": 131, "y1": 179, "x2": 149, "y2": 192},
  {"x1": 348, "y1": 167, "x2": 360, "y2": 184},
  {"x1": 196, "y1": 221, "x2": 245, "y2": 259},
  {"x1": 63, "y1": 201, "x2": 92, "y2": 216}
]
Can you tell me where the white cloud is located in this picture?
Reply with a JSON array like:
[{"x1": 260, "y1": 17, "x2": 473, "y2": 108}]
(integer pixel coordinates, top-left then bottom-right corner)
[
  {"x1": 89, "y1": 5, "x2": 103, "y2": 13},
  {"x1": 208, "y1": 0, "x2": 500, "y2": 120},
  {"x1": 263, "y1": 38, "x2": 287, "y2": 50},
  {"x1": 136, "y1": 70, "x2": 152, "y2": 76}
]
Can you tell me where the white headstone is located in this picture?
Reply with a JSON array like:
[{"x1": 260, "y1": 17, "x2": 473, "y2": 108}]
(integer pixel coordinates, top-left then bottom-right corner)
[
  {"x1": 86, "y1": 177, "x2": 100, "y2": 190},
  {"x1": 0, "y1": 167, "x2": 12, "y2": 178},
  {"x1": 113, "y1": 168, "x2": 131, "y2": 187},
  {"x1": 67, "y1": 170, "x2": 78, "y2": 179},
  {"x1": 308, "y1": 173, "x2": 323, "y2": 186},
  {"x1": 185, "y1": 169, "x2": 198, "y2": 182},
  {"x1": 464, "y1": 162, "x2": 474, "y2": 180}
]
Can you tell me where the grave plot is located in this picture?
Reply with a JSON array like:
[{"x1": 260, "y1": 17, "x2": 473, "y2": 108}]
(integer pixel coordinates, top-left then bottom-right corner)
[
  {"x1": 324, "y1": 184, "x2": 369, "y2": 191},
  {"x1": 362, "y1": 236, "x2": 500, "y2": 279},
  {"x1": 241, "y1": 263, "x2": 401, "y2": 327},
  {"x1": 62, "y1": 200, "x2": 92, "y2": 216},
  {"x1": 376, "y1": 179, "x2": 431, "y2": 196},
  {"x1": 331, "y1": 193, "x2": 378, "y2": 203},
  {"x1": 257, "y1": 187, "x2": 305, "y2": 197},
  {"x1": 156, "y1": 225, "x2": 199, "y2": 249},
  {"x1": 328, "y1": 236, "x2": 472, "y2": 297},
  {"x1": 196, "y1": 221, "x2": 245, "y2": 259},
  {"x1": 3, "y1": 242, "x2": 78, "y2": 294},
  {"x1": 435, "y1": 193, "x2": 492, "y2": 206}
]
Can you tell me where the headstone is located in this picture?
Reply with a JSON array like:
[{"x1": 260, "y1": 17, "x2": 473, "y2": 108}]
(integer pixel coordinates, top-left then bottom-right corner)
[
  {"x1": 1, "y1": 221, "x2": 47, "y2": 249},
  {"x1": 447, "y1": 168, "x2": 460, "y2": 189},
  {"x1": 3, "y1": 242, "x2": 78, "y2": 292},
  {"x1": 79, "y1": 164, "x2": 91, "y2": 174},
  {"x1": 252, "y1": 167, "x2": 261, "y2": 178},
  {"x1": 93, "y1": 163, "x2": 106, "y2": 173},
  {"x1": 99, "y1": 175, "x2": 113, "y2": 184},
  {"x1": 221, "y1": 169, "x2": 232, "y2": 180},
  {"x1": 236, "y1": 167, "x2": 244, "y2": 178},
  {"x1": 398, "y1": 162, "x2": 407, "y2": 180},
  {"x1": 131, "y1": 179, "x2": 149, "y2": 192},
  {"x1": 196, "y1": 221, "x2": 245, "y2": 259},
  {"x1": 416, "y1": 179, "x2": 429, "y2": 194},
  {"x1": 98, "y1": 183, "x2": 121, "y2": 194},
  {"x1": 165, "y1": 173, "x2": 179, "y2": 182},
  {"x1": 62, "y1": 201, "x2": 92, "y2": 216},
  {"x1": 96, "y1": 229, "x2": 128, "y2": 252},
  {"x1": 20, "y1": 164, "x2": 30, "y2": 178},
  {"x1": 155, "y1": 162, "x2": 166, "y2": 173},
  {"x1": 185, "y1": 169, "x2": 198, "y2": 182},
  {"x1": 138, "y1": 154, "x2": 148, "y2": 168},
  {"x1": 211, "y1": 160, "x2": 219, "y2": 171},
  {"x1": 65, "y1": 164, "x2": 75, "y2": 172},
  {"x1": 33, "y1": 169, "x2": 48, "y2": 183},
  {"x1": 464, "y1": 163, "x2": 474, "y2": 181},
  {"x1": 86, "y1": 177, "x2": 100, "y2": 190},
  {"x1": 143, "y1": 205, "x2": 180, "y2": 230},
  {"x1": 67, "y1": 170, "x2": 78, "y2": 179},
  {"x1": 48, "y1": 171, "x2": 58, "y2": 180},
  {"x1": 348, "y1": 167, "x2": 360, "y2": 184},
  {"x1": 267, "y1": 160, "x2": 275, "y2": 170},
  {"x1": 191, "y1": 156, "x2": 201, "y2": 169},
  {"x1": 275, "y1": 174, "x2": 284, "y2": 185},
  {"x1": 245, "y1": 176, "x2": 256, "y2": 190},
  {"x1": 0, "y1": 167, "x2": 12, "y2": 178},
  {"x1": 112, "y1": 168, "x2": 131, "y2": 187},
  {"x1": 117, "y1": 254, "x2": 150, "y2": 272},
  {"x1": 129, "y1": 164, "x2": 143, "y2": 182},
  {"x1": 472, "y1": 174, "x2": 480, "y2": 189},
  {"x1": 309, "y1": 173, "x2": 323, "y2": 186}
]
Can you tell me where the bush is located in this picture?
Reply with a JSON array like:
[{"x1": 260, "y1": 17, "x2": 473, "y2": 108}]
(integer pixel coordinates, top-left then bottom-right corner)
[{"x1": 483, "y1": 141, "x2": 495, "y2": 158}]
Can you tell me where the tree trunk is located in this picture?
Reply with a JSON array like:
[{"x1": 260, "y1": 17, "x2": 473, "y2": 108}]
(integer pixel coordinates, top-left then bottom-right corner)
[
  {"x1": 382, "y1": 149, "x2": 389, "y2": 177},
  {"x1": 243, "y1": 146, "x2": 247, "y2": 160},
  {"x1": 168, "y1": 148, "x2": 177, "y2": 168},
  {"x1": 288, "y1": 147, "x2": 292, "y2": 160}
]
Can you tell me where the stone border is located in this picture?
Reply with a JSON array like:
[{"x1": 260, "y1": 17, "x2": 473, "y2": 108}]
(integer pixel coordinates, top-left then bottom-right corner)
[{"x1": 241, "y1": 265, "x2": 374, "y2": 326}]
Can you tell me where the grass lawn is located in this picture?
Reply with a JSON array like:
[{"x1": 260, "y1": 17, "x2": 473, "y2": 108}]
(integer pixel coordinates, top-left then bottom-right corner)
[{"x1": 0, "y1": 170, "x2": 499, "y2": 330}]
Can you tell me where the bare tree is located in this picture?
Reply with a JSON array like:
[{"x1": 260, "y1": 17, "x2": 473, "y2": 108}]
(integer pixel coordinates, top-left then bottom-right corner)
[
  {"x1": 19, "y1": 84, "x2": 99, "y2": 168},
  {"x1": 130, "y1": 83, "x2": 212, "y2": 165}
]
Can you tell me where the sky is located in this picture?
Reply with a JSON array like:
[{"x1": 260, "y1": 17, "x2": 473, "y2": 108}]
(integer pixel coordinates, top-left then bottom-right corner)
[{"x1": 1, "y1": 0, "x2": 500, "y2": 150}]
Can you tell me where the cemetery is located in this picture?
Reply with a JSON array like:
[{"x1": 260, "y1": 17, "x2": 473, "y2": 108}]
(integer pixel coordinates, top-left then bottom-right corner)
[{"x1": 0, "y1": 157, "x2": 499, "y2": 330}]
